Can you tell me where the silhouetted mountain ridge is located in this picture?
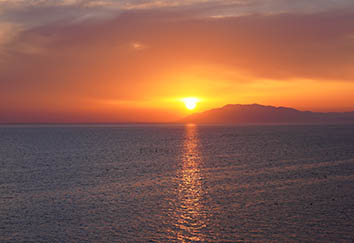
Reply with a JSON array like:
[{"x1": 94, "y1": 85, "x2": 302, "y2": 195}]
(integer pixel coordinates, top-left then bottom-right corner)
[{"x1": 183, "y1": 104, "x2": 354, "y2": 124}]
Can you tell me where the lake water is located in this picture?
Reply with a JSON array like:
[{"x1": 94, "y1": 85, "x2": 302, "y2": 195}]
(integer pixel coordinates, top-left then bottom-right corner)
[{"x1": 1, "y1": 124, "x2": 354, "y2": 242}]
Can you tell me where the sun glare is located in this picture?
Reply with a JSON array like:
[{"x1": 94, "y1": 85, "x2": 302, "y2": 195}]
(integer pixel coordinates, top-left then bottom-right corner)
[{"x1": 182, "y1": 97, "x2": 199, "y2": 110}]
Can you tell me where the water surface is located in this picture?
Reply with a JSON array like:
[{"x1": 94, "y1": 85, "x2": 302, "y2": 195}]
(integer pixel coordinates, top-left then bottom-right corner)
[{"x1": 1, "y1": 124, "x2": 354, "y2": 242}]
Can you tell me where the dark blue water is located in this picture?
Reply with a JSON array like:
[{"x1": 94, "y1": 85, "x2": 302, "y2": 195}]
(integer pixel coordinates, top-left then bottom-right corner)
[{"x1": 1, "y1": 124, "x2": 354, "y2": 242}]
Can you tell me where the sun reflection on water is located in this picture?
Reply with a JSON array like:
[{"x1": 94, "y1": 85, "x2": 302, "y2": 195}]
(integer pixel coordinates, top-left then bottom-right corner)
[{"x1": 172, "y1": 124, "x2": 207, "y2": 242}]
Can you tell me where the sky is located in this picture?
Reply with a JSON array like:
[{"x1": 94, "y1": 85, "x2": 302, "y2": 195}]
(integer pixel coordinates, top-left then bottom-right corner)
[{"x1": 1, "y1": 0, "x2": 354, "y2": 123}]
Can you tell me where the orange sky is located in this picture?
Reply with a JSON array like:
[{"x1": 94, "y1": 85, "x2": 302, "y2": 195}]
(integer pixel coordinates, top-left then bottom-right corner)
[{"x1": 1, "y1": 0, "x2": 354, "y2": 123}]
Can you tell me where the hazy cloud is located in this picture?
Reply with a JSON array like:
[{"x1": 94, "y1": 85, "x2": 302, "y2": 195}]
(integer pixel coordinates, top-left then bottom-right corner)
[{"x1": 3, "y1": 8, "x2": 353, "y2": 79}]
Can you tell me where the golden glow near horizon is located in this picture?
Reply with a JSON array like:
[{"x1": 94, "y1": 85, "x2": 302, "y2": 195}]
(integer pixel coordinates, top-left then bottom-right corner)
[{"x1": 182, "y1": 97, "x2": 199, "y2": 110}]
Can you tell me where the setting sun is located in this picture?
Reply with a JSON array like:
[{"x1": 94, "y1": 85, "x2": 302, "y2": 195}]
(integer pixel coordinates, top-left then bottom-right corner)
[{"x1": 182, "y1": 97, "x2": 199, "y2": 110}]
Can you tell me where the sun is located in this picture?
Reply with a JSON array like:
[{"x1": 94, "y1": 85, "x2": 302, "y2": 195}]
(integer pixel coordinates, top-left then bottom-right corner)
[{"x1": 182, "y1": 97, "x2": 199, "y2": 110}]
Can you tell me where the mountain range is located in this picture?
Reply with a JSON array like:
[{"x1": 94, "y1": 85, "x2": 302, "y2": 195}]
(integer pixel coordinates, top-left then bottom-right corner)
[{"x1": 182, "y1": 104, "x2": 354, "y2": 124}]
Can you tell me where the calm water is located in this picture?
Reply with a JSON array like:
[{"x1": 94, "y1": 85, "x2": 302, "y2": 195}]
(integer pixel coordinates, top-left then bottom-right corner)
[{"x1": 1, "y1": 124, "x2": 354, "y2": 242}]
